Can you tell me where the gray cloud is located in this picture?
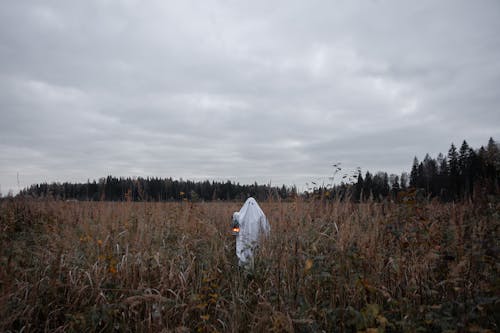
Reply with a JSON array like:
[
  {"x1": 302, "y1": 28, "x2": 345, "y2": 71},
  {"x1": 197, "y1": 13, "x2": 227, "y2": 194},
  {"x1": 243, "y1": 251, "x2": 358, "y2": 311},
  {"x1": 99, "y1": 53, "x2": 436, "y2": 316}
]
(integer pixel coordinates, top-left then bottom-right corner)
[{"x1": 1, "y1": 0, "x2": 500, "y2": 194}]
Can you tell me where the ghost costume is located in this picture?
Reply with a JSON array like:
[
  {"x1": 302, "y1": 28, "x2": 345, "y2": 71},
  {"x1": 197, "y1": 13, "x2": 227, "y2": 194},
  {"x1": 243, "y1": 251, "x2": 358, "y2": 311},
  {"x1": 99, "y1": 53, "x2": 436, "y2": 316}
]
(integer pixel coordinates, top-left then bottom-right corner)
[{"x1": 233, "y1": 197, "x2": 270, "y2": 268}]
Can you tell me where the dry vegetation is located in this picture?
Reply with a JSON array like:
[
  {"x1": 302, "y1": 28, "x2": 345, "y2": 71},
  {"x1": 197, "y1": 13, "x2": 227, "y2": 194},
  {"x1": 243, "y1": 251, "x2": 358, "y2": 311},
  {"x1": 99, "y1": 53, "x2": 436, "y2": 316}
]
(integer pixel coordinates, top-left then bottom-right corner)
[{"x1": 1, "y1": 197, "x2": 499, "y2": 332}]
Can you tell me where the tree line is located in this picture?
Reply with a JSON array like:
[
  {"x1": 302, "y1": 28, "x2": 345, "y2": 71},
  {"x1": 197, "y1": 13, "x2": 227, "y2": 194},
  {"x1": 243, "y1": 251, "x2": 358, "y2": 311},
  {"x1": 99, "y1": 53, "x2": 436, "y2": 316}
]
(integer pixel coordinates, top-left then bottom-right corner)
[
  {"x1": 347, "y1": 137, "x2": 499, "y2": 202},
  {"x1": 19, "y1": 176, "x2": 297, "y2": 202},
  {"x1": 18, "y1": 137, "x2": 499, "y2": 202},
  {"x1": 407, "y1": 137, "x2": 499, "y2": 201}
]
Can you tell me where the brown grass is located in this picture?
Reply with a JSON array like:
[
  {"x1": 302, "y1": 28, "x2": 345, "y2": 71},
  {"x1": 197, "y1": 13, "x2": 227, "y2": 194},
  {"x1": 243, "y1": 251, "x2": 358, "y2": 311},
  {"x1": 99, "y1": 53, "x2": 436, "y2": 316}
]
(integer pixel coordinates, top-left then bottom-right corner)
[{"x1": 0, "y1": 198, "x2": 498, "y2": 332}]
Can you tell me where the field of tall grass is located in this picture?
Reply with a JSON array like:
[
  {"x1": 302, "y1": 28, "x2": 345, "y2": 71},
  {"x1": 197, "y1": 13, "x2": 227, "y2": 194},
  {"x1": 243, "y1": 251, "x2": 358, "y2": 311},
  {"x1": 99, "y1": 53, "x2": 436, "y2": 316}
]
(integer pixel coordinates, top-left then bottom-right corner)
[{"x1": 1, "y1": 197, "x2": 498, "y2": 332}]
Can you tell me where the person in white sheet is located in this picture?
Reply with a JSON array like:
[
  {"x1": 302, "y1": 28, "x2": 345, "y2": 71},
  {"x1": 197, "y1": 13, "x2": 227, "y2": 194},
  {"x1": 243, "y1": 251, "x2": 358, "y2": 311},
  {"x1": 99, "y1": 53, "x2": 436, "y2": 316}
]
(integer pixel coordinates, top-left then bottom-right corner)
[{"x1": 232, "y1": 197, "x2": 270, "y2": 268}]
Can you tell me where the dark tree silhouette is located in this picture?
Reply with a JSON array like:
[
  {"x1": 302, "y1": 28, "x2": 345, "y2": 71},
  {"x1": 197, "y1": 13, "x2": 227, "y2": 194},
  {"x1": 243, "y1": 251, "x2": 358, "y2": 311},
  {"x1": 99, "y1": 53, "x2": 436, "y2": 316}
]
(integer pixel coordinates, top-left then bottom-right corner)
[{"x1": 18, "y1": 138, "x2": 499, "y2": 203}]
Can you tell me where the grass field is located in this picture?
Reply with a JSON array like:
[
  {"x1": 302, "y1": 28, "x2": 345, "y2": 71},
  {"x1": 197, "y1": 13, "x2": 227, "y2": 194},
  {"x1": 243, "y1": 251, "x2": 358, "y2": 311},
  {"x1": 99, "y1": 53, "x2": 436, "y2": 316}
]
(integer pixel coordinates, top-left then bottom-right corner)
[{"x1": 1, "y1": 198, "x2": 499, "y2": 332}]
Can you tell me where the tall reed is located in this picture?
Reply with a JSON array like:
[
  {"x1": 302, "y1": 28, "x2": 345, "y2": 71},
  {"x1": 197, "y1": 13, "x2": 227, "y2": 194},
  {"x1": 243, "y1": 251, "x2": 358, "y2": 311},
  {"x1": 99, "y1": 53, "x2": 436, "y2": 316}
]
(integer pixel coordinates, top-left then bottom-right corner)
[{"x1": 0, "y1": 198, "x2": 498, "y2": 332}]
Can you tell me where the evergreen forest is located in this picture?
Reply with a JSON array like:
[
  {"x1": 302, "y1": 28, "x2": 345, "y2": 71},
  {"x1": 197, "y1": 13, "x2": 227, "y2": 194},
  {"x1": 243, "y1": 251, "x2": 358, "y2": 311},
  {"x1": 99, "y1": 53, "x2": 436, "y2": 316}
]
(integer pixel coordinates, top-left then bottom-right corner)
[{"x1": 17, "y1": 137, "x2": 499, "y2": 203}]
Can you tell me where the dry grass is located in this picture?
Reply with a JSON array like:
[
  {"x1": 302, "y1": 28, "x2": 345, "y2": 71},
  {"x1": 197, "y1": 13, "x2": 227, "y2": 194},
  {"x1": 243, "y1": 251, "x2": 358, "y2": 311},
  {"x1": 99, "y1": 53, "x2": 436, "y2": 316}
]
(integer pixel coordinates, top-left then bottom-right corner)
[{"x1": 0, "y1": 198, "x2": 498, "y2": 332}]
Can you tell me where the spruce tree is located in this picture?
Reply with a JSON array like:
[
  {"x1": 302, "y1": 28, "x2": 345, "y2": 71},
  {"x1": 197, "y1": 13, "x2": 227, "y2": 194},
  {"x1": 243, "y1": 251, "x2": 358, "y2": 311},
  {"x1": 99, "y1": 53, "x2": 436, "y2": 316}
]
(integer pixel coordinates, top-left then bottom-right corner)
[
  {"x1": 448, "y1": 143, "x2": 460, "y2": 199},
  {"x1": 458, "y1": 140, "x2": 471, "y2": 198},
  {"x1": 410, "y1": 157, "x2": 419, "y2": 187}
]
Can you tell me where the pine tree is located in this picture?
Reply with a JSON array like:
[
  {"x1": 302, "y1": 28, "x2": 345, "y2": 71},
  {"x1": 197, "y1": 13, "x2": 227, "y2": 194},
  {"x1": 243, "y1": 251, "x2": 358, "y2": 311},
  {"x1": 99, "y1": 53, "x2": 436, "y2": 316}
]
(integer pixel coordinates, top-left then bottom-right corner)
[
  {"x1": 354, "y1": 171, "x2": 364, "y2": 202},
  {"x1": 363, "y1": 172, "x2": 373, "y2": 201},
  {"x1": 485, "y1": 137, "x2": 500, "y2": 193},
  {"x1": 416, "y1": 162, "x2": 425, "y2": 189},
  {"x1": 422, "y1": 154, "x2": 438, "y2": 195},
  {"x1": 458, "y1": 140, "x2": 471, "y2": 198},
  {"x1": 410, "y1": 157, "x2": 419, "y2": 188},
  {"x1": 458, "y1": 140, "x2": 471, "y2": 175},
  {"x1": 448, "y1": 143, "x2": 460, "y2": 199},
  {"x1": 436, "y1": 153, "x2": 449, "y2": 200}
]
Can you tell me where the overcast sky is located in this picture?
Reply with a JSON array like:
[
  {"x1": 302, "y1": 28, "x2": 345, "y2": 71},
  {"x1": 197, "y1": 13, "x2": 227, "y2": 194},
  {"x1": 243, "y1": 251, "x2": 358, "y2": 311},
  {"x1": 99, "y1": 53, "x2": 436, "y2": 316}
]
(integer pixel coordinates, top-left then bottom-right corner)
[{"x1": 1, "y1": 0, "x2": 499, "y2": 194}]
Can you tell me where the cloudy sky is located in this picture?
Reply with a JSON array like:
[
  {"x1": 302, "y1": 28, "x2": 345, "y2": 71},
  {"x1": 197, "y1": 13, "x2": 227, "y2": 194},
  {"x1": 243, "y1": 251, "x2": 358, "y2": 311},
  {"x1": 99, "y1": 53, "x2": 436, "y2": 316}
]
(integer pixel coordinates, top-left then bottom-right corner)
[{"x1": 1, "y1": 0, "x2": 499, "y2": 194}]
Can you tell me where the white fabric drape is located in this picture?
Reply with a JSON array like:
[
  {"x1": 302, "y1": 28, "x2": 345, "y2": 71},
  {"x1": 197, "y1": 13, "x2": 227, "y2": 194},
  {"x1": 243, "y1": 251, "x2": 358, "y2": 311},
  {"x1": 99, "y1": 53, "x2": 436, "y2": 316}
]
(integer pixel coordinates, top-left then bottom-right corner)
[{"x1": 233, "y1": 197, "x2": 270, "y2": 266}]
